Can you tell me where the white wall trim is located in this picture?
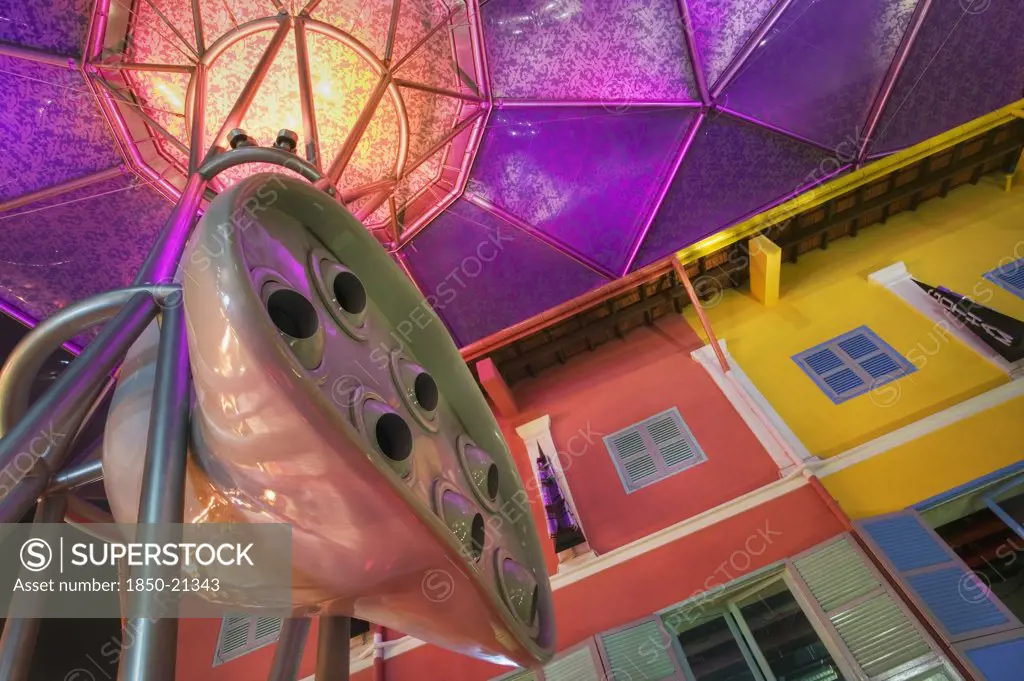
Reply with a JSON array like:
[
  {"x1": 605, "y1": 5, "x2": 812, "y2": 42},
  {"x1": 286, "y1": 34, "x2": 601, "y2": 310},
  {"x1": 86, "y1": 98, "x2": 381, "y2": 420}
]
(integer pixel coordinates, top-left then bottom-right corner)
[
  {"x1": 514, "y1": 414, "x2": 588, "y2": 541},
  {"x1": 548, "y1": 472, "x2": 809, "y2": 589},
  {"x1": 811, "y1": 378, "x2": 1024, "y2": 477},
  {"x1": 691, "y1": 340, "x2": 817, "y2": 474},
  {"x1": 869, "y1": 261, "x2": 1022, "y2": 377}
]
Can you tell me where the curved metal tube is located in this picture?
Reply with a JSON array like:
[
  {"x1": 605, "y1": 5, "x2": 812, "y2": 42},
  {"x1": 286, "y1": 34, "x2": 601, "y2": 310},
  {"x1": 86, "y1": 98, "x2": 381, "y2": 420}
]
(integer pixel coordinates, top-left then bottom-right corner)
[
  {"x1": 0, "y1": 286, "x2": 177, "y2": 528},
  {"x1": 0, "y1": 285, "x2": 178, "y2": 435},
  {"x1": 197, "y1": 146, "x2": 325, "y2": 184}
]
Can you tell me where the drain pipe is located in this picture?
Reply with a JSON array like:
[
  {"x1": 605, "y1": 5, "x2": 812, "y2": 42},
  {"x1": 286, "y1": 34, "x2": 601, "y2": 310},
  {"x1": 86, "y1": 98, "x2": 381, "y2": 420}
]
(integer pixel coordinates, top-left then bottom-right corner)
[{"x1": 372, "y1": 625, "x2": 386, "y2": 681}]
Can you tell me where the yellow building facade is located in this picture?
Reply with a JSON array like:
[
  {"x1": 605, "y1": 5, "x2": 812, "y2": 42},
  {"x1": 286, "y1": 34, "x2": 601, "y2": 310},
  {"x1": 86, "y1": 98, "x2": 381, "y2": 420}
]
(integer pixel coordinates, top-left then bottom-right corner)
[{"x1": 687, "y1": 177, "x2": 1023, "y2": 521}]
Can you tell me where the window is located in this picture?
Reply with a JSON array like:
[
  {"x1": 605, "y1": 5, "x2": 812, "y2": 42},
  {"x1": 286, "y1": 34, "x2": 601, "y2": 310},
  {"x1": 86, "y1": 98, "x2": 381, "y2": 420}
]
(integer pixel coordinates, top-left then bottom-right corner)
[
  {"x1": 604, "y1": 408, "x2": 707, "y2": 493},
  {"x1": 984, "y1": 259, "x2": 1024, "y2": 298},
  {"x1": 792, "y1": 326, "x2": 915, "y2": 404},
  {"x1": 213, "y1": 614, "x2": 282, "y2": 665},
  {"x1": 659, "y1": 576, "x2": 841, "y2": 681}
]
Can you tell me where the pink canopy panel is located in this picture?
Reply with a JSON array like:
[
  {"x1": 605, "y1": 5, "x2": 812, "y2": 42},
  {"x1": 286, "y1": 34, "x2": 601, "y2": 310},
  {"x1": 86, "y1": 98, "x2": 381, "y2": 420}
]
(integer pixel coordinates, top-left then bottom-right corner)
[{"x1": 0, "y1": 0, "x2": 1022, "y2": 346}]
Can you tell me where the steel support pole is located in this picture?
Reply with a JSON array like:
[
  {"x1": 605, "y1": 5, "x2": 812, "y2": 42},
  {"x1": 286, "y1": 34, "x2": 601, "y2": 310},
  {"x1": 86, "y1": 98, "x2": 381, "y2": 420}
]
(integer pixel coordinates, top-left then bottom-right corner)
[
  {"x1": 315, "y1": 616, "x2": 351, "y2": 681},
  {"x1": 295, "y1": 19, "x2": 321, "y2": 167},
  {"x1": 0, "y1": 495, "x2": 68, "y2": 681},
  {"x1": 116, "y1": 302, "x2": 191, "y2": 681},
  {"x1": 47, "y1": 458, "x2": 103, "y2": 493},
  {"x1": 0, "y1": 294, "x2": 159, "y2": 523},
  {"x1": 132, "y1": 174, "x2": 207, "y2": 285},
  {"x1": 672, "y1": 258, "x2": 730, "y2": 373},
  {"x1": 207, "y1": 16, "x2": 293, "y2": 158},
  {"x1": 268, "y1": 618, "x2": 312, "y2": 681}
]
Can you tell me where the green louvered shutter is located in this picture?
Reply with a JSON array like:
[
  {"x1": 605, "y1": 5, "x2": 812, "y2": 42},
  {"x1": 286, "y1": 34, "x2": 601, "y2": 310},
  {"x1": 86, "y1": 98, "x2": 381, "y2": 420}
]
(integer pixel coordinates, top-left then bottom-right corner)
[
  {"x1": 791, "y1": 536, "x2": 954, "y2": 680},
  {"x1": 494, "y1": 671, "x2": 538, "y2": 681},
  {"x1": 598, "y1": 618, "x2": 680, "y2": 680},
  {"x1": 543, "y1": 644, "x2": 603, "y2": 681}
]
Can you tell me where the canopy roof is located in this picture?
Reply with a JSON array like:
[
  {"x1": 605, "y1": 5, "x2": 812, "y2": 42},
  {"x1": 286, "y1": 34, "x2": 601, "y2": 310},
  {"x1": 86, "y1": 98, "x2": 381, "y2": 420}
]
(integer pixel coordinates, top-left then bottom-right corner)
[{"x1": 1, "y1": 0, "x2": 1021, "y2": 347}]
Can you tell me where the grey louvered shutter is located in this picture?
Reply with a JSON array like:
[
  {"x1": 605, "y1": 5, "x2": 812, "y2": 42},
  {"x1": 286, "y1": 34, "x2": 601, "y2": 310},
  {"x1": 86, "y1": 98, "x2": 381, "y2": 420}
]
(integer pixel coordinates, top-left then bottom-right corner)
[
  {"x1": 791, "y1": 536, "x2": 953, "y2": 680},
  {"x1": 607, "y1": 428, "x2": 659, "y2": 490},
  {"x1": 604, "y1": 409, "x2": 706, "y2": 493},
  {"x1": 645, "y1": 411, "x2": 698, "y2": 469},
  {"x1": 598, "y1": 618, "x2": 680, "y2": 680},
  {"x1": 214, "y1": 614, "x2": 253, "y2": 664},
  {"x1": 213, "y1": 614, "x2": 283, "y2": 665},
  {"x1": 254, "y1": 616, "x2": 283, "y2": 643},
  {"x1": 543, "y1": 643, "x2": 603, "y2": 681}
]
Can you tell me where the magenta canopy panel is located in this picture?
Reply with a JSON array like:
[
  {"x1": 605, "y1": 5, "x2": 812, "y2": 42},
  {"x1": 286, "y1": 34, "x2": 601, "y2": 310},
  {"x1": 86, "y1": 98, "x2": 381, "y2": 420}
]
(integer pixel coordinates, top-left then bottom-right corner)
[
  {"x1": 481, "y1": 0, "x2": 698, "y2": 102},
  {"x1": 868, "y1": 0, "x2": 1024, "y2": 155},
  {"x1": 633, "y1": 113, "x2": 833, "y2": 269},
  {"x1": 466, "y1": 106, "x2": 696, "y2": 275},
  {"x1": 0, "y1": 173, "x2": 171, "y2": 325},
  {"x1": 403, "y1": 199, "x2": 609, "y2": 346},
  {"x1": 1, "y1": 0, "x2": 1022, "y2": 348},
  {"x1": 0, "y1": 57, "x2": 119, "y2": 202}
]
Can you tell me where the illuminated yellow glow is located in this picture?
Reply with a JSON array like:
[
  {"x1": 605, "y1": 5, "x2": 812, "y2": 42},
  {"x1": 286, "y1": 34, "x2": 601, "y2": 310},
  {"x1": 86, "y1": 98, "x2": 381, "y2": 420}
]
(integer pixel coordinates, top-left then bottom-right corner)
[{"x1": 127, "y1": 0, "x2": 470, "y2": 216}]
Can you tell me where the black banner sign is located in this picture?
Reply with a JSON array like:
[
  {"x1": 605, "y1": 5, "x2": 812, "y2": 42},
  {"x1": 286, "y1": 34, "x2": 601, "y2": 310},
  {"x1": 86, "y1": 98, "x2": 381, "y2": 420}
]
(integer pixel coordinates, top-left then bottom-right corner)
[{"x1": 914, "y1": 279, "x2": 1024, "y2": 363}]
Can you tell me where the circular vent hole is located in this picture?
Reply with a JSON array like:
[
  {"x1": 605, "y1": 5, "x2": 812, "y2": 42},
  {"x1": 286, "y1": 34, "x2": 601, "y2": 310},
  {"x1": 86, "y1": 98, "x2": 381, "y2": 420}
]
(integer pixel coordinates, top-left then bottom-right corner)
[
  {"x1": 267, "y1": 289, "x2": 318, "y2": 339},
  {"x1": 375, "y1": 412, "x2": 412, "y2": 462},
  {"x1": 413, "y1": 372, "x2": 439, "y2": 411},
  {"x1": 332, "y1": 270, "x2": 367, "y2": 315},
  {"x1": 471, "y1": 513, "x2": 485, "y2": 561},
  {"x1": 486, "y1": 464, "x2": 499, "y2": 500}
]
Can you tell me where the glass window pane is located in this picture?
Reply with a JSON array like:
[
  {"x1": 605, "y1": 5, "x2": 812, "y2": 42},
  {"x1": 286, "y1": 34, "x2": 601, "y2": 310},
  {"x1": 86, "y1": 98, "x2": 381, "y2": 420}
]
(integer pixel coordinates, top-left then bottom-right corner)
[
  {"x1": 676, "y1": 614, "x2": 759, "y2": 681},
  {"x1": 735, "y1": 582, "x2": 842, "y2": 681}
]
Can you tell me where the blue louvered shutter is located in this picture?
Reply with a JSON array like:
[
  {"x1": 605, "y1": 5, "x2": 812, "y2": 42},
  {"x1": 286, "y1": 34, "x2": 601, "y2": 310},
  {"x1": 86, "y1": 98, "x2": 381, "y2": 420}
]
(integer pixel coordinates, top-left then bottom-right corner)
[
  {"x1": 985, "y1": 259, "x2": 1024, "y2": 298},
  {"x1": 597, "y1": 618, "x2": 682, "y2": 680},
  {"x1": 858, "y1": 511, "x2": 1024, "y2": 679},
  {"x1": 790, "y1": 536, "x2": 953, "y2": 680},
  {"x1": 793, "y1": 327, "x2": 914, "y2": 403}
]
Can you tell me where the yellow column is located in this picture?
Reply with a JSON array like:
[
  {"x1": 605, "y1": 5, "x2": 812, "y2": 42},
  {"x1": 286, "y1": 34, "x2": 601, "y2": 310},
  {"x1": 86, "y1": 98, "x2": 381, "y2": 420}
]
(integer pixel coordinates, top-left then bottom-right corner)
[{"x1": 748, "y1": 235, "x2": 781, "y2": 306}]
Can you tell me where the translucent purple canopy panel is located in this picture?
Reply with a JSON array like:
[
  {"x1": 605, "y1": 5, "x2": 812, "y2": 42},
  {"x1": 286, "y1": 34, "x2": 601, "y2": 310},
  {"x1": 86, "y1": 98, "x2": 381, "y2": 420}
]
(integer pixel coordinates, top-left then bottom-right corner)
[
  {"x1": 0, "y1": 0, "x2": 1021, "y2": 348},
  {"x1": 466, "y1": 107, "x2": 696, "y2": 276},
  {"x1": 481, "y1": 0, "x2": 698, "y2": 102},
  {"x1": 868, "y1": 0, "x2": 1024, "y2": 155},
  {"x1": 0, "y1": 173, "x2": 172, "y2": 325},
  {"x1": 0, "y1": 57, "x2": 118, "y2": 202},
  {"x1": 403, "y1": 199, "x2": 609, "y2": 346},
  {"x1": 0, "y1": 0, "x2": 91, "y2": 54},
  {"x1": 721, "y1": 0, "x2": 919, "y2": 150}
]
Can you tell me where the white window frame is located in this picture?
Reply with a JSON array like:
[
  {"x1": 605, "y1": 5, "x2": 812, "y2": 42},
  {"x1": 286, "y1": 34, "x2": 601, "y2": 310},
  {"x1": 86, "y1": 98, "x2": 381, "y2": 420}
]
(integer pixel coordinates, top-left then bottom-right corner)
[
  {"x1": 869, "y1": 261, "x2": 1024, "y2": 378},
  {"x1": 515, "y1": 414, "x2": 590, "y2": 548}
]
